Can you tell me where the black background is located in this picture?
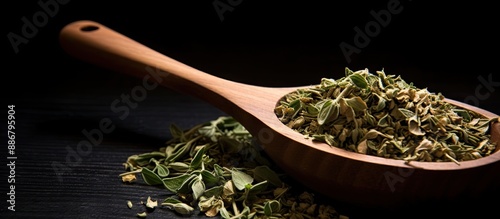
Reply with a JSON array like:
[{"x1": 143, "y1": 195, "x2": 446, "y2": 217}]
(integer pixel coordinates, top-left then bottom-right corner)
[
  {"x1": 2, "y1": 1, "x2": 499, "y2": 219},
  {"x1": 3, "y1": 0, "x2": 500, "y2": 109}
]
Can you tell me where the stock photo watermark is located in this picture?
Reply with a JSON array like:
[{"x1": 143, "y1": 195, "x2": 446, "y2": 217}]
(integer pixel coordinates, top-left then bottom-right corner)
[
  {"x1": 464, "y1": 73, "x2": 499, "y2": 107},
  {"x1": 213, "y1": 0, "x2": 243, "y2": 21},
  {"x1": 7, "y1": 0, "x2": 70, "y2": 54},
  {"x1": 51, "y1": 66, "x2": 168, "y2": 182},
  {"x1": 384, "y1": 167, "x2": 414, "y2": 192},
  {"x1": 340, "y1": 0, "x2": 411, "y2": 63},
  {"x1": 7, "y1": 105, "x2": 16, "y2": 211}
]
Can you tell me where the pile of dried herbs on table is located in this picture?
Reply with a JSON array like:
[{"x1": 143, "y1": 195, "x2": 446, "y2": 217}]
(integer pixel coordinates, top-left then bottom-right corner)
[
  {"x1": 275, "y1": 67, "x2": 498, "y2": 163},
  {"x1": 120, "y1": 116, "x2": 349, "y2": 219}
]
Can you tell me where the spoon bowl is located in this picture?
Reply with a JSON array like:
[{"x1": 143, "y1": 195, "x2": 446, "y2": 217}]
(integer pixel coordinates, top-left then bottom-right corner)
[{"x1": 59, "y1": 20, "x2": 500, "y2": 209}]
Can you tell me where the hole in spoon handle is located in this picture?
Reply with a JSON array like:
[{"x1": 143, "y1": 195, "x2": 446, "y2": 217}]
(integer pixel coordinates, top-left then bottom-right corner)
[{"x1": 80, "y1": 25, "x2": 99, "y2": 32}]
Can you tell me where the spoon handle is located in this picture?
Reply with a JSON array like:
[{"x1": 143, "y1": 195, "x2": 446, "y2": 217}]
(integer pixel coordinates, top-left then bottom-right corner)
[{"x1": 59, "y1": 20, "x2": 252, "y2": 111}]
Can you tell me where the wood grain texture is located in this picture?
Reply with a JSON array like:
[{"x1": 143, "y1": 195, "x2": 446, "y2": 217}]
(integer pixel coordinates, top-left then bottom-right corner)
[{"x1": 57, "y1": 20, "x2": 500, "y2": 210}]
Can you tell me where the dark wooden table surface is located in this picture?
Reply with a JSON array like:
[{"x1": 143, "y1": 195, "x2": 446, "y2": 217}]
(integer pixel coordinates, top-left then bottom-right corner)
[{"x1": 2, "y1": 1, "x2": 499, "y2": 219}]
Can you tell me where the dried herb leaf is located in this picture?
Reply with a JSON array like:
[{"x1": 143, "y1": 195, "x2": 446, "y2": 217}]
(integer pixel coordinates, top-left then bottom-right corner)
[
  {"x1": 248, "y1": 180, "x2": 268, "y2": 195},
  {"x1": 141, "y1": 168, "x2": 163, "y2": 185},
  {"x1": 203, "y1": 185, "x2": 223, "y2": 198},
  {"x1": 408, "y1": 115, "x2": 425, "y2": 136},
  {"x1": 219, "y1": 206, "x2": 231, "y2": 218},
  {"x1": 344, "y1": 96, "x2": 368, "y2": 112},
  {"x1": 167, "y1": 162, "x2": 189, "y2": 172},
  {"x1": 162, "y1": 174, "x2": 191, "y2": 192},
  {"x1": 145, "y1": 196, "x2": 157, "y2": 209},
  {"x1": 198, "y1": 196, "x2": 223, "y2": 217},
  {"x1": 176, "y1": 174, "x2": 197, "y2": 194},
  {"x1": 156, "y1": 164, "x2": 169, "y2": 178},
  {"x1": 200, "y1": 170, "x2": 219, "y2": 186},
  {"x1": 136, "y1": 212, "x2": 147, "y2": 218},
  {"x1": 162, "y1": 202, "x2": 194, "y2": 215},
  {"x1": 349, "y1": 72, "x2": 368, "y2": 89},
  {"x1": 162, "y1": 197, "x2": 182, "y2": 204},
  {"x1": 121, "y1": 174, "x2": 137, "y2": 183},
  {"x1": 223, "y1": 180, "x2": 235, "y2": 198},
  {"x1": 190, "y1": 145, "x2": 207, "y2": 170},
  {"x1": 264, "y1": 200, "x2": 281, "y2": 216},
  {"x1": 230, "y1": 168, "x2": 253, "y2": 191},
  {"x1": 191, "y1": 178, "x2": 205, "y2": 201},
  {"x1": 317, "y1": 99, "x2": 339, "y2": 125},
  {"x1": 253, "y1": 165, "x2": 282, "y2": 187}
]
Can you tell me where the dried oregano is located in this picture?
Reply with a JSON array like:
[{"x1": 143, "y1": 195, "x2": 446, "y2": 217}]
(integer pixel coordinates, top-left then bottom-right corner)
[
  {"x1": 275, "y1": 67, "x2": 498, "y2": 163},
  {"x1": 120, "y1": 116, "x2": 349, "y2": 219}
]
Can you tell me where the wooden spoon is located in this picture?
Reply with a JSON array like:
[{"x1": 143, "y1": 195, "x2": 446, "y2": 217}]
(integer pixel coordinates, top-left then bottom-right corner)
[{"x1": 59, "y1": 20, "x2": 500, "y2": 209}]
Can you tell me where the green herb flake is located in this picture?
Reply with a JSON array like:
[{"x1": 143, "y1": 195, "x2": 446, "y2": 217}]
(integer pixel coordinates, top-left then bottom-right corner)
[
  {"x1": 144, "y1": 196, "x2": 157, "y2": 209},
  {"x1": 136, "y1": 212, "x2": 147, "y2": 218}
]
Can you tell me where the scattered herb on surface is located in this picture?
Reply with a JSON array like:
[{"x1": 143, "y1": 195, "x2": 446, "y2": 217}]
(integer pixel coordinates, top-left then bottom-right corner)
[{"x1": 121, "y1": 116, "x2": 348, "y2": 219}]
